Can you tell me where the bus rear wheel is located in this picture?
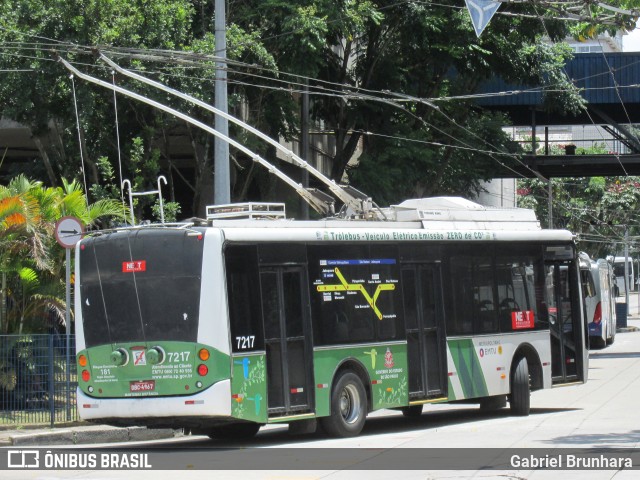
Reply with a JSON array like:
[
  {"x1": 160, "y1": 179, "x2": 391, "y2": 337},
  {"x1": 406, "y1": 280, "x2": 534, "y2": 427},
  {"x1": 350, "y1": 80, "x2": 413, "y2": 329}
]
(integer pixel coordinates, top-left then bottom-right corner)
[
  {"x1": 321, "y1": 371, "x2": 367, "y2": 437},
  {"x1": 206, "y1": 422, "x2": 261, "y2": 440},
  {"x1": 509, "y1": 357, "x2": 530, "y2": 416}
]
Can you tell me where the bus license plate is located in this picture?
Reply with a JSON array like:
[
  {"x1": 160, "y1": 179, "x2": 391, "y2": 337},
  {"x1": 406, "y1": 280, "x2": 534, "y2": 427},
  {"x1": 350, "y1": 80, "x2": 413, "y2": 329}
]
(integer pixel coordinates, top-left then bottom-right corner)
[{"x1": 130, "y1": 380, "x2": 155, "y2": 392}]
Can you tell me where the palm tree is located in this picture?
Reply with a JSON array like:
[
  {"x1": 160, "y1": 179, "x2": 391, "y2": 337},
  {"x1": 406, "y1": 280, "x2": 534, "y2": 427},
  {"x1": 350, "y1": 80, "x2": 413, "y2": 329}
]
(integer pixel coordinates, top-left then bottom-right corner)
[{"x1": 0, "y1": 175, "x2": 126, "y2": 333}]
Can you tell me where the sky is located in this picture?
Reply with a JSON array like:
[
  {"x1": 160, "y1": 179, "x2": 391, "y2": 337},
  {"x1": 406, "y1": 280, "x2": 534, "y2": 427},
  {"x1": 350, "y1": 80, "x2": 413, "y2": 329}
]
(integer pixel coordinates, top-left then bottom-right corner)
[{"x1": 623, "y1": 20, "x2": 640, "y2": 51}]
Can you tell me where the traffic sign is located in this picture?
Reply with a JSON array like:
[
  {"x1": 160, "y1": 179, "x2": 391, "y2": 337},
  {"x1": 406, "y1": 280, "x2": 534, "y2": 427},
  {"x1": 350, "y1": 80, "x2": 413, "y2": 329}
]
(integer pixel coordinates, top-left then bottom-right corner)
[
  {"x1": 55, "y1": 216, "x2": 84, "y2": 249},
  {"x1": 465, "y1": 0, "x2": 501, "y2": 37}
]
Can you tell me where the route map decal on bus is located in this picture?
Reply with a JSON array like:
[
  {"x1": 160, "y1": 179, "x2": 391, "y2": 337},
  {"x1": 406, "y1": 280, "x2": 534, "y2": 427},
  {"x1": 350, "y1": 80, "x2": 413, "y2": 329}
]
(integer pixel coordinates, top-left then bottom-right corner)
[{"x1": 314, "y1": 259, "x2": 399, "y2": 321}]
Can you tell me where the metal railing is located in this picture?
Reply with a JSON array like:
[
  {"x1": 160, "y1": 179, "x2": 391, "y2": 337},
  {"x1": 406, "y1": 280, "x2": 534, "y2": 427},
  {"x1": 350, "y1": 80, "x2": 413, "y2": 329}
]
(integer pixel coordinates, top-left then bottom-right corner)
[{"x1": 0, "y1": 334, "x2": 77, "y2": 426}]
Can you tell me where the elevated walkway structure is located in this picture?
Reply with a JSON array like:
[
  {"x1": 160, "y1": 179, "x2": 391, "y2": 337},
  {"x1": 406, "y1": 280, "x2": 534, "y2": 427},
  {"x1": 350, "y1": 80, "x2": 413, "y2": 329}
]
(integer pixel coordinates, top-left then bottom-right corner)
[{"x1": 476, "y1": 52, "x2": 640, "y2": 178}]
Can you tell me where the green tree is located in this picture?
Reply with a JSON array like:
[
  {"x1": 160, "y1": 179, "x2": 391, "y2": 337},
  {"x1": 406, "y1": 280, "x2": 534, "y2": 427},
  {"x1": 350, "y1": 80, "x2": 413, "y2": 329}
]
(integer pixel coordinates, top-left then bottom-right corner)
[
  {"x1": 225, "y1": 1, "x2": 589, "y2": 205},
  {"x1": 1, "y1": 0, "x2": 637, "y2": 216},
  {"x1": 517, "y1": 175, "x2": 640, "y2": 258},
  {"x1": 0, "y1": 175, "x2": 125, "y2": 333}
]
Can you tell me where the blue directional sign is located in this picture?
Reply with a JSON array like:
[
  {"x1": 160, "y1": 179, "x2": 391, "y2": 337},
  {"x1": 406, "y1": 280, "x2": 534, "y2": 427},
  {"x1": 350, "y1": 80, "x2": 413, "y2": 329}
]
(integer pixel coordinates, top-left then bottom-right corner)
[{"x1": 465, "y1": 0, "x2": 501, "y2": 37}]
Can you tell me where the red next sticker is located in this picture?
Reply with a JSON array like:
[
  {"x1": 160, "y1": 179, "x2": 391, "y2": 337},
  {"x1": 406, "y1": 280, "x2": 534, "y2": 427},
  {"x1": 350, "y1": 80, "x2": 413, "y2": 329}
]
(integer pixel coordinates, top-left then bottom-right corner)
[
  {"x1": 512, "y1": 310, "x2": 535, "y2": 330},
  {"x1": 122, "y1": 260, "x2": 146, "y2": 272}
]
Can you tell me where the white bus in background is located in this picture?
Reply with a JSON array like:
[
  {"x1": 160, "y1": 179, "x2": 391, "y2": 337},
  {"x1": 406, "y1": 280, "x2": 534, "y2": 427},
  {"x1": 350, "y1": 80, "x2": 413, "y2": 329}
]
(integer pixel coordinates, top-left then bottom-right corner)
[
  {"x1": 580, "y1": 254, "x2": 616, "y2": 348},
  {"x1": 612, "y1": 256, "x2": 634, "y2": 296}
]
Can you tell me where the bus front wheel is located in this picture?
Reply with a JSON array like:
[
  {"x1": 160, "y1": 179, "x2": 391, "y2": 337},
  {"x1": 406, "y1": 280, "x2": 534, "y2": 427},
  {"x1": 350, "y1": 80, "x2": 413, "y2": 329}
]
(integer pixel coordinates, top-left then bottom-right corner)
[
  {"x1": 509, "y1": 357, "x2": 530, "y2": 416},
  {"x1": 321, "y1": 371, "x2": 367, "y2": 437}
]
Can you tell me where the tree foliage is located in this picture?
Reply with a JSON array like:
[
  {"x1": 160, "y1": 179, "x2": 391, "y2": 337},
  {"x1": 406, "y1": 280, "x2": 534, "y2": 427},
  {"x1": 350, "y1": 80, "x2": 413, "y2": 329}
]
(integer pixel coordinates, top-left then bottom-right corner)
[
  {"x1": 0, "y1": 175, "x2": 125, "y2": 333},
  {"x1": 518, "y1": 175, "x2": 640, "y2": 258},
  {"x1": 0, "y1": 0, "x2": 631, "y2": 216}
]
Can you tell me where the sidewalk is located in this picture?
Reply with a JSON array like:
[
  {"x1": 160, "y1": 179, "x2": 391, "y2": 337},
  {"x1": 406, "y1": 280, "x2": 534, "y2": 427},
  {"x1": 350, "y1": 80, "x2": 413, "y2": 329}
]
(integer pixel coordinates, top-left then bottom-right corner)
[
  {"x1": 0, "y1": 423, "x2": 181, "y2": 447},
  {"x1": 1, "y1": 301, "x2": 638, "y2": 447}
]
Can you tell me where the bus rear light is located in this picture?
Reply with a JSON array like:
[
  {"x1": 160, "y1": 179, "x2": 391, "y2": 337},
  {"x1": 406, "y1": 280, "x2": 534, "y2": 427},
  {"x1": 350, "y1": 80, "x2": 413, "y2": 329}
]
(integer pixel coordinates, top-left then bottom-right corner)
[
  {"x1": 78, "y1": 354, "x2": 87, "y2": 367},
  {"x1": 198, "y1": 348, "x2": 210, "y2": 361},
  {"x1": 593, "y1": 302, "x2": 602, "y2": 324},
  {"x1": 81, "y1": 370, "x2": 90, "y2": 382},
  {"x1": 197, "y1": 364, "x2": 208, "y2": 376}
]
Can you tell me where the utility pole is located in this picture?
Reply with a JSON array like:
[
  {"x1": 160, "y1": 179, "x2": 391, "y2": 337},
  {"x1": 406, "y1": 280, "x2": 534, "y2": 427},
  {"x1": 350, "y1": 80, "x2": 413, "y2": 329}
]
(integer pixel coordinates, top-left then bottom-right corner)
[
  {"x1": 214, "y1": 0, "x2": 230, "y2": 204},
  {"x1": 548, "y1": 180, "x2": 553, "y2": 229},
  {"x1": 300, "y1": 81, "x2": 310, "y2": 219},
  {"x1": 624, "y1": 225, "x2": 630, "y2": 307}
]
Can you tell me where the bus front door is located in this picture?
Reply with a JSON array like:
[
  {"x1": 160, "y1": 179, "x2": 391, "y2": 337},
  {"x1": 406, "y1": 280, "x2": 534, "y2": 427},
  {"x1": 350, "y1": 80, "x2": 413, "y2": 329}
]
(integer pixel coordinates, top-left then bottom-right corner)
[
  {"x1": 260, "y1": 267, "x2": 315, "y2": 416},
  {"x1": 402, "y1": 263, "x2": 448, "y2": 401},
  {"x1": 546, "y1": 262, "x2": 586, "y2": 385}
]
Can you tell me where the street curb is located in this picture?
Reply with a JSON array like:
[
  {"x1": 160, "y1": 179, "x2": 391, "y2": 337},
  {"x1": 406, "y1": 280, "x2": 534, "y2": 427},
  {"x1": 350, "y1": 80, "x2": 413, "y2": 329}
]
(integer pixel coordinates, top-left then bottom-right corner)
[
  {"x1": 7, "y1": 427, "x2": 181, "y2": 446},
  {"x1": 617, "y1": 326, "x2": 640, "y2": 333}
]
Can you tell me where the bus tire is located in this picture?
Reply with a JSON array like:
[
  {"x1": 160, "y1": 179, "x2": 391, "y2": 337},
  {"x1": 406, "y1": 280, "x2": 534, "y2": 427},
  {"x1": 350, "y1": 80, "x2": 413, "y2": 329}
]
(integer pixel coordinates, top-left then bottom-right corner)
[
  {"x1": 206, "y1": 422, "x2": 261, "y2": 440},
  {"x1": 321, "y1": 371, "x2": 367, "y2": 437},
  {"x1": 607, "y1": 328, "x2": 616, "y2": 345},
  {"x1": 510, "y1": 357, "x2": 530, "y2": 416},
  {"x1": 401, "y1": 405, "x2": 423, "y2": 418}
]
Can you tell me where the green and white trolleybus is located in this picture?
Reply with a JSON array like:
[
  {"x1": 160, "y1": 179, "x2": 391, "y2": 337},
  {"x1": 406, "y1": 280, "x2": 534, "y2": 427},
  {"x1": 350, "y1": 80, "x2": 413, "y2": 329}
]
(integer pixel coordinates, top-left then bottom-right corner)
[{"x1": 75, "y1": 197, "x2": 588, "y2": 438}]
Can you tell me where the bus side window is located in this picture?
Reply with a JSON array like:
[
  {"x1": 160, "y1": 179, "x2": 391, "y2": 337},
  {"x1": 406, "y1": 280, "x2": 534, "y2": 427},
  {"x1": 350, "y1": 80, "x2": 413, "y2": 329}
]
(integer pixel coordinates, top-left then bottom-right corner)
[
  {"x1": 350, "y1": 314, "x2": 374, "y2": 342},
  {"x1": 225, "y1": 245, "x2": 265, "y2": 353},
  {"x1": 450, "y1": 256, "x2": 474, "y2": 335},
  {"x1": 474, "y1": 258, "x2": 497, "y2": 333}
]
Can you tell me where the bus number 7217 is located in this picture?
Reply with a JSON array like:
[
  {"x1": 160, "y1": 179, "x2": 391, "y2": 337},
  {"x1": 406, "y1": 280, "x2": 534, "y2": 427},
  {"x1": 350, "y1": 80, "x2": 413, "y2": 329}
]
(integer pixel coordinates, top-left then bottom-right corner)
[{"x1": 236, "y1": 336, "x2": 255, "y2": 350}]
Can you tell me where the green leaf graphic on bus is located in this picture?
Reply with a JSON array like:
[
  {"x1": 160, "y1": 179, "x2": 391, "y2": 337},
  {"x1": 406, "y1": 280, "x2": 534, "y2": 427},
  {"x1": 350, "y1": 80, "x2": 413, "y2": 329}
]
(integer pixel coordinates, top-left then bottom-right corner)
[{"x1": 232, "y1": 354, "x2": 267, "y2": 422}]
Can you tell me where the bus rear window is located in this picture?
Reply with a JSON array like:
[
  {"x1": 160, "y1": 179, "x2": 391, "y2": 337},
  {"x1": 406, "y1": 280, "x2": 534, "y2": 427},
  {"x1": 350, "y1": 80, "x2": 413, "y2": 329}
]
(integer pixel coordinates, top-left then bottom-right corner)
[{"x1": 79, "y1": 229, "x2": 204, "y2": 347}]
